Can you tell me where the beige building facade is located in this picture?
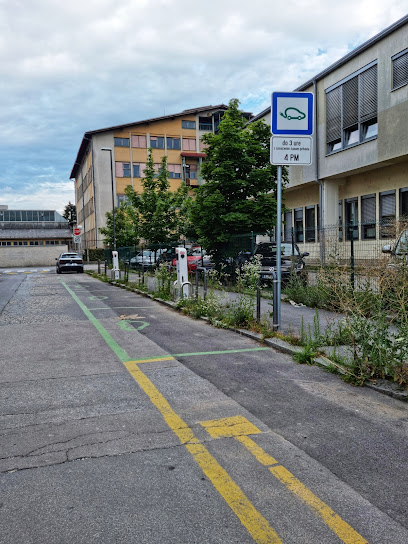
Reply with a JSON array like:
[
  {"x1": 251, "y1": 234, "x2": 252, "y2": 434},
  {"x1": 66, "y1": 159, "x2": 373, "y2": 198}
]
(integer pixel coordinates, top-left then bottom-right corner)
[
  {"x1": 254, "y1": 15, "x2": 408, "y2": 260},
  {"x1": 70, "y1": 105, "x2": 251, "y2": 249}
]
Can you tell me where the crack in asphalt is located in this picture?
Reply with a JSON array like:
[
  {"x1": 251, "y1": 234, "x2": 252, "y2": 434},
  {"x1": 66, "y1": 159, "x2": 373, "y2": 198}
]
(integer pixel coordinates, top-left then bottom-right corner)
[{"x1": 1, "y1": 436, "x2": 200, "y2": 474}]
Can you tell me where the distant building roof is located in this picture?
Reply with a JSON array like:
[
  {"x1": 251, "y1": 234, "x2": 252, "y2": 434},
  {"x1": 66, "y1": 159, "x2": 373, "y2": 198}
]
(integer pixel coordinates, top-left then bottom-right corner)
[
  {"x1": 0, "y1": 210, "x2": 67, "y2": 222},
  {"x1": 0, "y1": 228, "x2": 72, "y2": 240}
]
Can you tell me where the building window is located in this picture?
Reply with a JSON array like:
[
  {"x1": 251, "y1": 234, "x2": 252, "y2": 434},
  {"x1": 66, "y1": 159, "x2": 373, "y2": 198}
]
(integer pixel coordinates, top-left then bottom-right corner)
[
  {"x1": 150, "y1": 136, "x2": 164, "y2": 149},
  {"x1": 361, "y1": 194, "x2": 376, "y2": 239},
  {"x1": 380, "y1": 190, "x2": 396, "y2": 238},
  {"x1": 131, "y1": 134, "x2": 147, "y2": 148},
  {"x1": 199, "y1": 117, "x2": 213, "y2": 130},
  {"x1": 115, "y1": 162, "x2": 131, "y2": 177},
  {"x1": 114, "y1": 137, "x2": 130, "y2": 147},
  {"x1": 345, "y1": 198, "x2": 358, "y2": 240},
  {"x1": 132, "y1": 162, "x2": 146, "y2": 178},
  {"x1": 168, "y1": 164, "x2": 182, "y2": 178},
  {"x1": 294, "y1": 208, "x2": 303, "y2": 243},
  {"x1": 284, "y1": 210, "x2": 292, "y2": 242},
  {"x1": 400, "y1": 187, "x2": 408, "y2": 218},
  {"x1": 392, "y1": 49, "x2": 408, "y2": 90},
  {"x1": 188, "y1": 163, "x2": 197, "y2": 179},
  {"x1": 182, "y1": 138, "x2": 196, "y2": 151},
  {"x1": 305, "y1": 206, "x2": 316, "y2": 242},
  {"x1": 166, "y1": 137, "x2": 181, "y2": 150},
  {"x1": 326, "y1": 62, "x2": 378, "y2": 154},
  {"x1": 182, "y1": 120, "x2": 196, "y2": 129},
  {"x1": 338, "y1": 200, "x2": 343, "y2": 241},
  {"x1": 117, "y1": 195, "x2": 128, "y2": 206}
]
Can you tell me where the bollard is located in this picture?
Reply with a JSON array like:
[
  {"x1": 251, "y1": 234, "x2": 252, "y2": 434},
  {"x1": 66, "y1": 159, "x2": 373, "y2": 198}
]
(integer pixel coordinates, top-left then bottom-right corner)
[{"x1": 98, "y1": 260, "x2": 101, "y2": 274}]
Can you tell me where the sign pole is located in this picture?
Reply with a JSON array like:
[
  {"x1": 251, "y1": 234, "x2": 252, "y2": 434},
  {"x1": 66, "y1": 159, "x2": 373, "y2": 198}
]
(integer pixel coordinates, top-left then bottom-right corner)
[
  {"x1": 271, "y1": 91, "x2": 314, "y2": 331},
  {"x1": 274, "y1": 165, "x2": 282, "y2": 330}
]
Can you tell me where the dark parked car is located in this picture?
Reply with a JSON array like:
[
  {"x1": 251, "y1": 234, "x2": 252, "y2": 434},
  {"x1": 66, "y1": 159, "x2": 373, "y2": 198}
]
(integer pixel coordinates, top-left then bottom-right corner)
[
  {"x1": 240, "y1": 242, "x2": 309, "y2": 285},
  {"x1": 56, "y1": 253, "x2": 84, "y2": 274}
]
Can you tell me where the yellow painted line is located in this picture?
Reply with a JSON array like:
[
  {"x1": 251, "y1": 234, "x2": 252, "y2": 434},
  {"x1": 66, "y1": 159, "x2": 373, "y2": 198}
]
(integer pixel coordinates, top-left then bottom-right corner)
[
  {"x1": 126, "y1": 356, "x2": 175, "y2": 365},
  {"x1": 200, "y1": 416, "x2": 368, "y2": 544},
  {"x1": 123, "y1": 362, "x2": 282, "y2": 544},
  {"x1": 269, "y1": 465, "x2": 368, "y2": 544},
  {"x1": 236, "y1": 436, "x2": 279, "y2": 467}
]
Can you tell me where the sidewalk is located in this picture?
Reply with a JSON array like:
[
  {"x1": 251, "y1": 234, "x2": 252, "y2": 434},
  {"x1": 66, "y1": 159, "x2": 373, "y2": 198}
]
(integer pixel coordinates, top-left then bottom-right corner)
[{"x1": 87, "y1": 263, "x2": 344, "y2": 337}]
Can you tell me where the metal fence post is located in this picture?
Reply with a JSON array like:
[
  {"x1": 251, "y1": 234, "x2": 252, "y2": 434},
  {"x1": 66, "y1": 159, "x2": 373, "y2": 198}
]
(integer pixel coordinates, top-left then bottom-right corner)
[
  {"x1": 256, "y1": 285, "x2": 261, "y2": 323},
  {"x1": 350, "y1": 225, "x2": 355, "y2": 290},
  {"x1": 203, "y1": 268, "x2": 207, "y2": 300}
]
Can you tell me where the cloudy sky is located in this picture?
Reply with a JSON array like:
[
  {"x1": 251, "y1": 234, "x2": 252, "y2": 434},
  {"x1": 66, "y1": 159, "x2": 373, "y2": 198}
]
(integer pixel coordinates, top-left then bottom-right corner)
[{"x1": 0, "y1": 1, "x2": 407, "y2": 214}]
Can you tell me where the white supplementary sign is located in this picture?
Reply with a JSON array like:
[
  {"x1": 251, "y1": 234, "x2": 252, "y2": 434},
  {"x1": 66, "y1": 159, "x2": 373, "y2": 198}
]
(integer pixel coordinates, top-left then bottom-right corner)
[
  {"x1": 271, "y1": 136, "x2": 312, "y2": 166},
  {"x1": 73, "y1": 235, "x2": 81, "y2": 243}
]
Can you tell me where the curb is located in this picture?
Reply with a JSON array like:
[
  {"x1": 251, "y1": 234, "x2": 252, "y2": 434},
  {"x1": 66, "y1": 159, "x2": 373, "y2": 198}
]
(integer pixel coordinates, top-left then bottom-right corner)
[{"x1": 92, "y1": 274, "x2": 408, "y2": 403}]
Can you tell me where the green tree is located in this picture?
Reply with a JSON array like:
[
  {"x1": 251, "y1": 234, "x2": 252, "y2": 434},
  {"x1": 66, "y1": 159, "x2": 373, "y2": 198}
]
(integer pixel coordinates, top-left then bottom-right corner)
[
  {"x1": 99, "y1": 203, "x2": 140, "y2": 248},
  {"x1": 125, "y1": 149, "x2": 192, "y2": 244},
  {"x1": 62, "y1": 202, "x2": 77, "y2": 225},
  {"x1": 190, "y1": 98, "x2": 287, "y2": 261}
]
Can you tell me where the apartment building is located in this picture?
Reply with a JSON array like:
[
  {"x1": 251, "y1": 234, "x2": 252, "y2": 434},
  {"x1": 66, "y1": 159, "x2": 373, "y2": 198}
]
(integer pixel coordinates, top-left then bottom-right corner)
[
  {"x1": 70, "y1": 105, "x2": 251, "y2": 249},
  {"x1": 254, "y1": 15, "x2": 408, "y2": 259}
]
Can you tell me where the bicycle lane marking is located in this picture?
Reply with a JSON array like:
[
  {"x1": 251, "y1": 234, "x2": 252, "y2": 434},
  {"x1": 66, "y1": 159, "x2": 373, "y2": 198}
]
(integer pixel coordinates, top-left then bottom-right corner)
[
  {"x1": 62, "y1": 280, "x2": 368, "y2": 544},
  {"x1": 61, "y1": 280, "x2": 282, "y2": 544}
]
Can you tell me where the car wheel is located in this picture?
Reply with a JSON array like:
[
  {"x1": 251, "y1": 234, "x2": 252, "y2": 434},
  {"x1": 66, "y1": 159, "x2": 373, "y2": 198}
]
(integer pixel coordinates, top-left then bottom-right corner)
[{"x1": 56, "y1": 268, "x2": 61, "y2": 274}]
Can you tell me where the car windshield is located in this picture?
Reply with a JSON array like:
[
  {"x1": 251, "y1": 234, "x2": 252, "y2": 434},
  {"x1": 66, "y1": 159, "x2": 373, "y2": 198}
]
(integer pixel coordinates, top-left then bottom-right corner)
[
  {"x1": 255, "y1": 243, "x2": 300, "y2": 256},
  {"x1": 396, "y1": 230, "x2": 408, "y2": 254},
  {"x1": 61, "y1": 254, "x2": 79, "y2": 258}
]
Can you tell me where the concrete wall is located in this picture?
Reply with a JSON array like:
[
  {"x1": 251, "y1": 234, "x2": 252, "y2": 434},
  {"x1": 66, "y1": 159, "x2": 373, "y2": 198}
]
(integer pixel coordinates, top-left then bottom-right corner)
[{"x1": 0, "y1": 245, "x2": 68, "y2": 267}]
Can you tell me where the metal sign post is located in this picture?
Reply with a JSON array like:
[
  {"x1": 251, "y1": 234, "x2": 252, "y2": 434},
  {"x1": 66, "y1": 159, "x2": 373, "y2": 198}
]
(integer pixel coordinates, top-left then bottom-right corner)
[{"x1": 271, "y1": 91, "x2": 314, "y2": 330}]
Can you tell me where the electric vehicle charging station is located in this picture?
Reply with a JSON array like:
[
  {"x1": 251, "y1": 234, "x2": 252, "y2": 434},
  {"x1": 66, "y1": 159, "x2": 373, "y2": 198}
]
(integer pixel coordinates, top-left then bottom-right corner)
[
  {"x1": 112, "y1": 250, "x2": 120, "y2": 280},
  {"x1": 175, "y1": 247, "x2": 191, "y2": 298}
]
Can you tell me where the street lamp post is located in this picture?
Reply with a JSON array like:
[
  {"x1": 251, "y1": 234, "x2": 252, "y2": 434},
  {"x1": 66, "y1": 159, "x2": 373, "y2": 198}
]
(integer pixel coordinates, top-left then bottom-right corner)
[{"x1": 101, "y1": 147, "x2": 119, "y2": 279}]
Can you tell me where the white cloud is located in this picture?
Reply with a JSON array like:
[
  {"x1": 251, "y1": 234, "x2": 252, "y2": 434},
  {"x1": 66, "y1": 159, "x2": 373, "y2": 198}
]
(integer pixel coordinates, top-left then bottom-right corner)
[{"x1": 0, "y1": 0, "x2": 407, "y2": 210}]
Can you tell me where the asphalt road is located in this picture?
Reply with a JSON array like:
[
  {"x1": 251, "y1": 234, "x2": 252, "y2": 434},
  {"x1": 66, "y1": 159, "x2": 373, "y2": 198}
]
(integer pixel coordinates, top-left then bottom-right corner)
[{"x1": 1, "y1": 270, "x2": 408, "y2": 543}]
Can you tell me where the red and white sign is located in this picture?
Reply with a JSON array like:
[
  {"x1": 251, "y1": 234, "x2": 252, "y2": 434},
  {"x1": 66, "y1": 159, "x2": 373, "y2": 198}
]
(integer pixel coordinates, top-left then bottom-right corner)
[{"x1": 73, "y1": 227, "x2": 81, "y2": 236}]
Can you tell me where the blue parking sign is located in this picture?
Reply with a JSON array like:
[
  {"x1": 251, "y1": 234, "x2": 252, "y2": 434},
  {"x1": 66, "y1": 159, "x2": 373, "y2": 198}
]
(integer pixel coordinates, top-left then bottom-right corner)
[{"x1": 271, "y1": 92, "x2": 314, "y2": 136}]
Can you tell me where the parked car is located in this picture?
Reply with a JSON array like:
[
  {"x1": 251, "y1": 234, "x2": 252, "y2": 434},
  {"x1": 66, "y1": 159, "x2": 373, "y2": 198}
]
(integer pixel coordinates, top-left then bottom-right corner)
[
  {"x1": 130, "y1": 250, "x2": 161, "y2": 269},
  {"x1": 171, "y1": 247, "x2": 212, "y2": 272},
  {"x1": 238, "y1": 242, "x2": 309, "y2": 285},
  {"x1": 156, "y1": 247, "x2": 177, "y2": 266},
  {"x1": 382, "y1": 229, "x2": 408, "y2": 260},
  {"x1": 56, "y1": 253, "x2": 84, "y2": 274}
]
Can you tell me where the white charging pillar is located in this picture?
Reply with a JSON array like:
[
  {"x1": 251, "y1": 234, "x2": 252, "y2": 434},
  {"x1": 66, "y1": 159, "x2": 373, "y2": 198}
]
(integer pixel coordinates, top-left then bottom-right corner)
[
  {"x1": 112, "y1": 250, "x2": 120, "y2": 280},
  {"x1": 176, "y1": 247, "x2": 191, "y2": 297}
]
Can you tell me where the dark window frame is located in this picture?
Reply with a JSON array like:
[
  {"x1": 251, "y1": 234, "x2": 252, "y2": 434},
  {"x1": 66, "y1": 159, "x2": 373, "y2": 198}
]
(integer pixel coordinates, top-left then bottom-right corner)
[
  {"x1": 326, "y1": 62, "x2": 378, "y2": 154},
  {"x1": 166, "y1": 137, "x2": 181, "y2": 150},
  {"x1": 294, "y1": 208, "x2": 304, "y2": 243},
  {"x1": 361, "y1": 193, "x2": 376, "y2": 240},
  {"x1": 114, "y1": 137, "x2": 130, "y2": 147},
  {"x1": 392, "y1": 48, "x2": 408, "y2": 91},
  {"x1": 182, "y1": 120, "x2": 196, "y2": 129},
  {"x1": 305, "y1": 205, "x2": 316, "y2": 242}
]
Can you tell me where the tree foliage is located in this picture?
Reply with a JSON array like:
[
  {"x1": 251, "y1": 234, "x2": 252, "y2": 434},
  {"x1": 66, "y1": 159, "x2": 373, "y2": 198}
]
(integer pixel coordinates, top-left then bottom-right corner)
[
  {"x1": 125, "y1": 149, "x2": 192, "y2": 245},
  {"x1": 190, "y1": 98, "x2": 287, "y2": 261},
  {"x1": 62, "y1": 202, "x2": 77, "y2": 225},
  {"x1": 99, "y1": 203, "x2": 139, "y2": 248}
]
